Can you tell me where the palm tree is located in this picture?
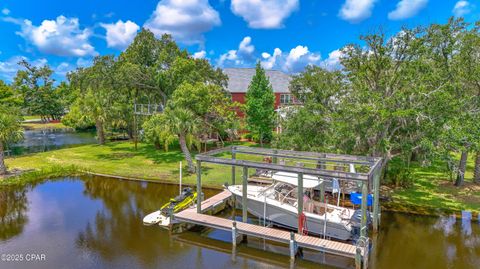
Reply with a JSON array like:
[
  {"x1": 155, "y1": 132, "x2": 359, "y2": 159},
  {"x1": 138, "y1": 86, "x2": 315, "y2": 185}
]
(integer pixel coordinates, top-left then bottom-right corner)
[
  {"x1": 0, "y1": 107, "x2": 23, "y2": 175},
  {"x1": 164, "y1": 108, "x2": 200, "y2": 173}
]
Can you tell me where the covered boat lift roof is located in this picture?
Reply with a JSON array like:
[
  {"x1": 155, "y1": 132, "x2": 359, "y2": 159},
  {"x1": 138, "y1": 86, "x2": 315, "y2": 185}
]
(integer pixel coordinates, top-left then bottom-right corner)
[
  {"x1": 194, "y1": 145, "x2": 385, "y2": 237},
  {"x1": 195, "y1": 145, "x2": 383, "y2": 187}
]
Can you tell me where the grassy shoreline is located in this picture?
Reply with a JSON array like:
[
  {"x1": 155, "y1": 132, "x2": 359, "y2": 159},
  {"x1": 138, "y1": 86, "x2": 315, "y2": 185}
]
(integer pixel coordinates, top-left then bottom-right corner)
[
  {"x1": 3, "y1": 140, "x2": 479, "y2": 217},
  {"x1": 3, "y1": 141, "x2": 254, "y2": 188}
]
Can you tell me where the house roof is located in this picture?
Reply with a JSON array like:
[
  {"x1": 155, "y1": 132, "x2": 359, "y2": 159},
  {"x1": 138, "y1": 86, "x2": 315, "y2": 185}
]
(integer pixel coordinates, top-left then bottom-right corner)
[{"x1": 223, "y1": 68, "x2": 291, "y2": 93}]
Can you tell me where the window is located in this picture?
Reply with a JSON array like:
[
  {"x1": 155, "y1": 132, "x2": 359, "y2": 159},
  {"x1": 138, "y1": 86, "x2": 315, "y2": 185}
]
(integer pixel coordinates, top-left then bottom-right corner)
[{"x1": 280, "y1": 94, "x2": 292, "y2": 104}]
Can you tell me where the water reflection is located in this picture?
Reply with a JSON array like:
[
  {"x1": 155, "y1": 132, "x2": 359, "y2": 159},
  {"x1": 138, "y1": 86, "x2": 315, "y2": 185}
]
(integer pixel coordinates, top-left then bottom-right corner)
[
  {"x1": 8, "y1": 129, "x2": 96, "y2": 156},
  {"x1": 0, "y1": 187, "x2": 28, "y2": 241},
  {"x1": 433, "y1": 215, "x2": 457, "y2": 236},
  {"x1": 461, "y1": 211, "x2": 472, "y2": 236},
  {"x1": 0, "y1": 177, "x2": 479, "y2": 269},
  {"x1": 374, "y1": 212, "x2": 480, "y2": 269}
]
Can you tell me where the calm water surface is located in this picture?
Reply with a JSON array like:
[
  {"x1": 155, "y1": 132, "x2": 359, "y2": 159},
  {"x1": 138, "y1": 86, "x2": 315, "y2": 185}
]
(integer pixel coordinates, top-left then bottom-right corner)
[
  {"x1": 0, "y1": 176, "x2": 478, "y2": 269},
  {"x1": 7, "y1": 129, "x2": 96, "y2": 156}
]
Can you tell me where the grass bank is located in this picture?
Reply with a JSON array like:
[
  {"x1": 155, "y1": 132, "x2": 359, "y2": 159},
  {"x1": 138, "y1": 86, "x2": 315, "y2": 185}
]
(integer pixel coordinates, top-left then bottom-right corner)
[
  {"x1": 384, "y1": 156, "x2": 480, "y2": 215},
  {"x1": 4, "y1": 141, "x2": 256, "y2": 188},
  {"x1": 0, "y1": 165, "x2": 83, "y2": 187}
]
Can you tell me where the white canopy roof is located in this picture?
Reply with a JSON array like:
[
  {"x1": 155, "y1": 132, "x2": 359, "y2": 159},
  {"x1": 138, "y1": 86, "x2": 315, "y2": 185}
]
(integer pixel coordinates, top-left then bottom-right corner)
[{"x1": 272, "y1": 171, "x2": 323, "y2": 188}]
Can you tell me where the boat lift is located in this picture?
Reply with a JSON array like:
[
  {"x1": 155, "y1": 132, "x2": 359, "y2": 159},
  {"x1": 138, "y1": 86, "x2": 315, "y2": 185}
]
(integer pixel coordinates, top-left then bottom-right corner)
[{"x1": 188, "y1": 146, "x2": 384, "y2": 268}]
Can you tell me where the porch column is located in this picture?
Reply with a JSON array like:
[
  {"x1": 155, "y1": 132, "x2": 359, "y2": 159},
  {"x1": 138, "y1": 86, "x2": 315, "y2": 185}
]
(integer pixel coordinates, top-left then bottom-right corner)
[
  {"x1": 196, "y1": 160, "x2": 202, "y2": 213},
  {"x1": 242, "y1": 166, "x2": 248, "y2": 223},
  {"x1": 297, "y1": 173, "x2": 304, "y2": 234}
]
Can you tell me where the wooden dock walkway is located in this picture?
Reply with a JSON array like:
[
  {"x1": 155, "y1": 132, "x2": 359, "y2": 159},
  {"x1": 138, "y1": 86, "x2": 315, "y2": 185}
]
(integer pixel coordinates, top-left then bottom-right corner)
[
  {"x1": 175, "y1": 209, "x2": 357, "y2": 258},
  {"x1": 200, "y1": 190, "x2": 232, "y2": 212},
  {"x1": 174, "y1": 190, "x2": 358, "y2": 259}
]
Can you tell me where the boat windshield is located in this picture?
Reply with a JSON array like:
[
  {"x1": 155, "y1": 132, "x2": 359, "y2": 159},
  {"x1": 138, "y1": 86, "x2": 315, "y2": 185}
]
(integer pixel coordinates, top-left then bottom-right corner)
[{"x1": 264, "y1": 182, "x2": 334, "y2": 215}]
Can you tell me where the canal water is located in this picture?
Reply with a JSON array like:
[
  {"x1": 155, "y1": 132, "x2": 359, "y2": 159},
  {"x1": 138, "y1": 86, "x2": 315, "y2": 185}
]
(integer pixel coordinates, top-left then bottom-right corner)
[
  {"x1": 0, "y1": 176, "x2": 479, "y2": 269},
  {"x1": 7, "y1": 129, "x2": 97, "y2": 156}
]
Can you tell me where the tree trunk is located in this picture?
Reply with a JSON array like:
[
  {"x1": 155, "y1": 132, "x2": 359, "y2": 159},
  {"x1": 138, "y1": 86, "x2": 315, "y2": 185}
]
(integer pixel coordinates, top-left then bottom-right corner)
[
  {"x1": 96, "y1": 119, "x2": 105, "y2": 145},
  {"x1": 455, "y1": 151, "x2": 468, "y2": 186},
  {"x1": 179, "y1": 133, "x2": 195, "y2": 173},
  {"x1": 260, "y1": 132, "x2": 263, "y2": 147},
  {"x1": 0, "y1": 141, "x2": 6, "y2": 175},
  {"x1": 474, "y1": 151, "x2": 480, "y2": 184}
]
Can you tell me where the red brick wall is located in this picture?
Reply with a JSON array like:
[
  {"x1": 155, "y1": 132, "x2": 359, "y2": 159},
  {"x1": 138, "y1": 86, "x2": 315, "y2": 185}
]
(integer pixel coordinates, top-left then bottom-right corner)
[
  {"x1": 231, "y1": 92, "x2": 283, "y2": 118},
  {"x1": 231, "y1": 93, "x2": 245, "y2": 117}
]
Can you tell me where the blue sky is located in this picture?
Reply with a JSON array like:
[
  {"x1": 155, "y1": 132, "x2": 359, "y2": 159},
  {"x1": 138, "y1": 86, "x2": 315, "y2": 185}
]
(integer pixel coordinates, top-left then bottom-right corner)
[{"x1": 0, "y1": 0, "x2": 478, "y2": 82}]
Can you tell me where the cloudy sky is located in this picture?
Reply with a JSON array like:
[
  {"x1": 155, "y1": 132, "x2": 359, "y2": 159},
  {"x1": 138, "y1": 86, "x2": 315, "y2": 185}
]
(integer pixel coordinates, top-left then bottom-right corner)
[{"x1": 0, "y1": 0, "x2": 478, "y2": 81}]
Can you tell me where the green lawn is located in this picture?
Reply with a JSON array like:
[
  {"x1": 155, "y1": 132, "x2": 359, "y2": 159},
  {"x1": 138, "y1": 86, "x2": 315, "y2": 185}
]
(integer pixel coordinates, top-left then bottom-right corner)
[
  {"x1": 22, "y1": 121, "x2": 68, "y2": 130},
  {"x1": 386, "y1": 155, "x2": 480, "y2": 214},
  {"x1": 23, "y1": 115, "x2": 41, "y2": 121},
  {"x1": 5, "y1": 141, "x2": 257, "y2": 188}
]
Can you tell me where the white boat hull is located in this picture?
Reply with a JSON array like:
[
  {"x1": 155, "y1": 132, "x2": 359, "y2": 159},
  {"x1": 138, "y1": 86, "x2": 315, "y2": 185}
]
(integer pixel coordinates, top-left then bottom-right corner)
[
  {"x1": 228, "y1": 185, "x2": 354, "y2": 241},
  {"x1": 143, "y1": 211, "x2": 171, "y2": 227},
  {"x1": 143, "y1": 210, "x2": 162, "y2": 225}
]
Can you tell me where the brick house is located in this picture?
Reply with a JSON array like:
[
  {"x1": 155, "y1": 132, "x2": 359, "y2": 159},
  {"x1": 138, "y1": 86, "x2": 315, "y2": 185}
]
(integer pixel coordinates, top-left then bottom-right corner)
[{"x1": 223, "y1": 68, "x2": 296, "y2": 118}]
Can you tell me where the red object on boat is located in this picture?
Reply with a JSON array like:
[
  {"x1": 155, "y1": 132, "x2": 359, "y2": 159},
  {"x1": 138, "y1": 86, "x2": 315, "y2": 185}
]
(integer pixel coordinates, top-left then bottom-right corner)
[{"x1": 298, "y1": 213, "x2": 308, "y2": 235}]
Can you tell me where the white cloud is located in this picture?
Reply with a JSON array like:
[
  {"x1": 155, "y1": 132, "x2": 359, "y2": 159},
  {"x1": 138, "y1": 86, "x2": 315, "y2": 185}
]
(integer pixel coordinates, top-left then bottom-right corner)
[
  {"x1": 238, "y1": 36, "x2": 254, "y2": 58},
  {"x1": 285, "y1": 46, "x2": 321, "y2": 73},
  {"x1": 339, "y1": 0, "x2": 377, "y2": 23},
  {"x1": 101, "y1": 20, "x2": 139, "y2": 50},
  {"x1": 192, "y1": 50, "x2": 206, "y2": 59},
  {"x1": 76, "y1": 58, "x2": 92, "y2": 68},
  {"x1": 388, "y1": 0, "x2": 428, "y2": 20},
  {"x1": 144, "y1": 0, "x2": 220, "y2": 44},
  {"x1": 320, "y1": 49, "x2": 343, "y2": 71},
  {"x1": 11, "y1": 15, "x2": 96, "y2": 57},
  {"x1": 218, "y1": 37, "x2": 323, "y2": 73},
  {"x1": 260, "y1": 48, "x2": 282, "y2": 70},
  {"x1": 453, "y1": 1, "x2": 472, "y2": 17},
  {"x1": 0, "y1": 56, "x2": 48, "y2": 81},
  {"x1": 55, "y1": 62, "x2": 73, "y2": 76},
  {"x1": 1, "y1": 8, "x2": 10, "y2": 15},
  {"x1": 260, "y1": 45, "x2": 321, "y2": 73},
  {"x1": 217, "y1": 36, "x2": 255, "y2": 66},
  {"x1": 231, "y1": 0, "x2": 298, "y2": 29}
]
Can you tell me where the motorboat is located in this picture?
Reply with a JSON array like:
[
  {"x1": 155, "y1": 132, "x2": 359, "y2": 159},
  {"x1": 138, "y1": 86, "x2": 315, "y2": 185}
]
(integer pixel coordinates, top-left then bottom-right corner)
[
  {"x1": 143, "y1": 187, "x2": 197, "y2": 227},
  {"x1": 226, "y1": 172, "x2": 368, "y2": 241}
]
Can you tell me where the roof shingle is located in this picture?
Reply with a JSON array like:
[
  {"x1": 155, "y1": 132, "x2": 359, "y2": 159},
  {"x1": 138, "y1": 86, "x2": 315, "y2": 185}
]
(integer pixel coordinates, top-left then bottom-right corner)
[{"x1": 223, "y1": 68, "x2": 291, "y2": 93}]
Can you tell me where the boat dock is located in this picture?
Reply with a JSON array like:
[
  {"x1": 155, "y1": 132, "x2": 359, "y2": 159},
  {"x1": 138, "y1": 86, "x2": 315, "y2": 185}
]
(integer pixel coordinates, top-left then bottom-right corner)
[
  {"x1": 174, "y1": 190, "x2": 368, "y2": 267},
  {"x1": 172, "y1": 146, "x2": 383, "y2": 269}
]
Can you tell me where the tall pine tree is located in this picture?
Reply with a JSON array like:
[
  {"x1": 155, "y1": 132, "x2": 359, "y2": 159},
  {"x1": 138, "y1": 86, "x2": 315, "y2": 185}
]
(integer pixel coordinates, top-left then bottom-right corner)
[{"x1": 245, "y1": 62, "x2": 275, "y2": 146}]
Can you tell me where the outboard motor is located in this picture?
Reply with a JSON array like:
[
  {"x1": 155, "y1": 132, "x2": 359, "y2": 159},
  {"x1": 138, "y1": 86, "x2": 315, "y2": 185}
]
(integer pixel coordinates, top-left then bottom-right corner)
[{"x1": 350, "y1": 209, "x2": 372, "y2": 240}]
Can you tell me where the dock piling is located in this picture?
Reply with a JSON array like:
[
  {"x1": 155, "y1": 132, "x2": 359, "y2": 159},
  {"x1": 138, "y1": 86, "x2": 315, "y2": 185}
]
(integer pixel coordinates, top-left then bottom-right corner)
[
  {"x1": 320, "y1": 181, "x2": 325, "y2": 202},
  {"x1": 242, "y1": 166, "x2": 248, "y2": 223},
  {"x1": 289, "y1": 232, "x2": 297, "y2": 261},
  {"x1": 360, "y1": 181, "x2": 368, "y2": 237},
  {"x1": 372, "y1": 165, "x2": 381, "y2": 233},
  {"x1": 297, "y1": 173, "x2": 303, "y2": 234},
  {"x1": 196, "y1": 160, "x2": 202, "y2": 214},
  {"x1": 231, "y1": 147, "x2": 236, "y2": 185},
  {"x1": 232, "y1": 221, "x2": 238, "y2": 247},
  {"x1": 355, "y1": 247, "x2": 362, "y2": 269}
]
